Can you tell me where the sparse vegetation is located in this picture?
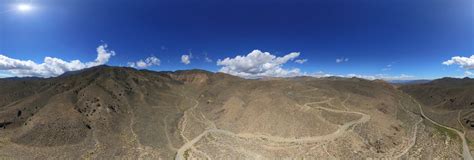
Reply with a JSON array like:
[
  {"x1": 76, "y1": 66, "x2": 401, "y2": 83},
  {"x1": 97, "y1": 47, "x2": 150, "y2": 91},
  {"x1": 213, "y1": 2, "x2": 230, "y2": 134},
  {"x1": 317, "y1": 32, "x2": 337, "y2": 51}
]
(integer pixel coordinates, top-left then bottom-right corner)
[
  {"x1": 433, "y1": 125, "x2": 458, "y2": 140},
  {"x1": 0, "y1": 66, "x2": 468, "y2": 159}
]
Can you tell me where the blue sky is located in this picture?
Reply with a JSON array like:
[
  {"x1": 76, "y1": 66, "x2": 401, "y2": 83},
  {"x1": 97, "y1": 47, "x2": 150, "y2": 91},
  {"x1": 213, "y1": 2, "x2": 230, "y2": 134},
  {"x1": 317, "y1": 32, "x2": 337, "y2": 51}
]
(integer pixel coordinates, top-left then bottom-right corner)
[{"x1": 0, "y1": 0, "x2": 473, "y2": 79}]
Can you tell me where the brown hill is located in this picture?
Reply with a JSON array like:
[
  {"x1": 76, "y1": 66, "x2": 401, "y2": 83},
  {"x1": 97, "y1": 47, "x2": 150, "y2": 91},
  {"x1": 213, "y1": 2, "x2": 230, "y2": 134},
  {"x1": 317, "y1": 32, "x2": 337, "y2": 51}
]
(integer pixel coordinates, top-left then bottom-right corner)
[
  {"x1": 400, "y1": 77, "x2": 474, "y2": 110},
  {"x1": 400, "y1": 77, "x2": 474, "y2": 153},
  {"x1": 0, "y1": 66, "x2": 465, "y2": 159}
]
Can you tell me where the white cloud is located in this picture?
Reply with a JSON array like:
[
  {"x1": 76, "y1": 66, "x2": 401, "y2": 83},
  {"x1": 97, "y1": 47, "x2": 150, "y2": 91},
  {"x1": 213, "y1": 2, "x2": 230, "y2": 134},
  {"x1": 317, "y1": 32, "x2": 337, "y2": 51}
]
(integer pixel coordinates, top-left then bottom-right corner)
[
  {"x1": 217, "y1": 49, "x2": 301, "y2": 78},
  {"x1": 128, "y1": 56, "x2": 160, "y2": 68},
  {"x1": 336, "y1": 58, "x2": 349, "y2": 63},
  {"x1": 205, "y1": 57, "x2": 212, "y2": 63},
  {"x1": 295, "y1": 59, "x2": 307, "y2": 64},
  {"x1": 443, "y1": 55, "x2": 474, "y2": 69},
  {"x1": 181, "y1": 54, "x2": 191, "y2": 65},
  {"x1": 382, "y1": 64, "x2": 392, "y2": 71},
  {"x1": 0, "y1": 55, "x2": 38, "y2": 70},
  {"x1": 309, "y1": 71, "x2": 335, "y2": 78},
  {"x1": 345, "y1": 73, "x2": 414, "y2": 80},
  {"x1": 0, "y1": 44, "x2": 115, "y2": 77},
  {"x1": 308, "y1": 71, "x2": 414, "y2": 80},
  {"x1": 89, "y1": 44, "x2": 116, "y2": 66},
  {"x1": 203, "y1": 53, "x2": 212, "y2": 63},
  {"x1": 465, "y1": 71, "x2": 473, "y2": 76}
]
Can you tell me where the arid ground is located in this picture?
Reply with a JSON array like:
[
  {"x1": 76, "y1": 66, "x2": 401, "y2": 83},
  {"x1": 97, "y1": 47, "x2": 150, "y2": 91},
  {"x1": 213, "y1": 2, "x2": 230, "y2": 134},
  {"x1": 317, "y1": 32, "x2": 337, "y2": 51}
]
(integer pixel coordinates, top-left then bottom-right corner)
[{"x1": 0, "y1": 66, "x2": 471, "y2": 159}]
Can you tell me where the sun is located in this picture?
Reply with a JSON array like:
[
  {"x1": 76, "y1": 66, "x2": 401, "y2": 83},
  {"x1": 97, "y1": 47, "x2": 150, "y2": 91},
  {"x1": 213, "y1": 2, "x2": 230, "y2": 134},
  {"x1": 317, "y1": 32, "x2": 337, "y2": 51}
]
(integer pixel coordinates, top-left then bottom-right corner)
[{"x1": 17, "y1": 3, "x2": 33, "y2": 12}]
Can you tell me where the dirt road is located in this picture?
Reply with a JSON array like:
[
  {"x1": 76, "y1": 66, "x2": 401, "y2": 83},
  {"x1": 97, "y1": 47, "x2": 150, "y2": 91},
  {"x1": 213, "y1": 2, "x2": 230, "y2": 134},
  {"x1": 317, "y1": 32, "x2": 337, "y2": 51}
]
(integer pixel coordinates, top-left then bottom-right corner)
[
  {"x1": 411, "y1": 96, "x2": 473, "y2": 160},
  {"x1": 175, "y1": 97, "x2": 371, "y2": 160}
]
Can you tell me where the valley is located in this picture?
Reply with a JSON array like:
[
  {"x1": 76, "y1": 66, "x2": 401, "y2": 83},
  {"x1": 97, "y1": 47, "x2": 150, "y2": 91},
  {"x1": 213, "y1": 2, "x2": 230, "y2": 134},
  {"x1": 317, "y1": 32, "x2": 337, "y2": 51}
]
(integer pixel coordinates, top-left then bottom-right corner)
[{"x1": 0, "y1": 66, "x2": 470, "y2": 159}]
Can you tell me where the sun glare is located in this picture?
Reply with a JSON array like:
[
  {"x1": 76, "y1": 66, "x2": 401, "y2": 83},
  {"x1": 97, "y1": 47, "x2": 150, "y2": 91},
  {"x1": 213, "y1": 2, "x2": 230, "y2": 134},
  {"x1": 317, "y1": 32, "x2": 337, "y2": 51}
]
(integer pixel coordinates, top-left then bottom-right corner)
[{"x1": 17, "y1": 3, "x2": 33, "y2": 12}]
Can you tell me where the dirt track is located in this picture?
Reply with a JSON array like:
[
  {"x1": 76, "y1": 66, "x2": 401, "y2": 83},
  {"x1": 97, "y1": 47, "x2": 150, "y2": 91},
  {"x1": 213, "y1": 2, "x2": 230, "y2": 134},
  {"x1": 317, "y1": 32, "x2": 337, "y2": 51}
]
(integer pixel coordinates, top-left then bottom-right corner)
[
  {"x1": 175, "y1": 93, "x2": 371, "y2": 160},
  {"x1": 410, "y1": 96, "x2": 473, "y2": 160}
]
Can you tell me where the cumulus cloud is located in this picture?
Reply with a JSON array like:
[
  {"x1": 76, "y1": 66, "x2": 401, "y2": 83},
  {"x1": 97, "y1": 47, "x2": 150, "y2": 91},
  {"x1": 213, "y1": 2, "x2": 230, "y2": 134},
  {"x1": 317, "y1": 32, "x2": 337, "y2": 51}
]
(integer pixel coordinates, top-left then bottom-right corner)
[
  {"x1": 89, "y1": 45, "x2": 116, "y2": 66},
  {"x1": 217, "y1": 49, "x2": 301, "y2": 78},
  {"x1": 181, "y1": 54, "x2": 191, "y2": 65},
  {"x1": 336, "y1": 58, "x2": 349, "y2": 63},
  {"x1": 295, "y1": 59, "x2": 307, "y2": 64},
  {"x1": 128, "y1": 56, "x2": 160, "y2": 68},
  {"x1": 309, "y1": 71, "x2": 414, "y2": 80},
  {"x1": 0, "y1": 44, "x2": 115, "y2": 77},
  {"x1": 443, "y1": 55, "x2": 474, "y2": 69}
]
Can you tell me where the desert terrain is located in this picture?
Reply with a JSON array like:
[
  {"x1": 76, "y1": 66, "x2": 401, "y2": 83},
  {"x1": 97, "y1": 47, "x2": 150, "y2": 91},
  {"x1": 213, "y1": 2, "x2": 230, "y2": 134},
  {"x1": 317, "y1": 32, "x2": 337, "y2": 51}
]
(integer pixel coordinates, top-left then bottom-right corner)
[{"x1": 0, "y1": 66, "x2": 470, "y2": 159}]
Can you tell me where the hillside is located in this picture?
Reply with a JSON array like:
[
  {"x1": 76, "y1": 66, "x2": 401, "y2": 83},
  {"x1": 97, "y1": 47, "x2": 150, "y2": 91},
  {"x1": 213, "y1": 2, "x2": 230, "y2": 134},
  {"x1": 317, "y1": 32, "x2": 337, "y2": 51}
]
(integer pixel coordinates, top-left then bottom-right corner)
[
  {"x1": 401, "y1": 78, "x2": 474, "y2": 110},
  {"x1": 0, "y1": 66, "x2": 466, "y2": 159},
  {"x1": 400, "y1": 77, "x2": 474, "y2": 155}
]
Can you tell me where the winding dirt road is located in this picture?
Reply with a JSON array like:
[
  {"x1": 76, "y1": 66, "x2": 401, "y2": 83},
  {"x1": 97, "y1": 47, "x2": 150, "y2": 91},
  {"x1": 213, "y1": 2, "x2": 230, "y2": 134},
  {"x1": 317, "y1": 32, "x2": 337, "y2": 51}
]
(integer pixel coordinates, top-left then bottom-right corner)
[
  {"x1": 175, "y1": 93, "x2": 463, "y2": 159},
  {"x1": 410, "y1": 96, "x2": 473, "y2": 160},
  {"x1": 174, "y1": 96, "x2": 371, "y2": 160}
]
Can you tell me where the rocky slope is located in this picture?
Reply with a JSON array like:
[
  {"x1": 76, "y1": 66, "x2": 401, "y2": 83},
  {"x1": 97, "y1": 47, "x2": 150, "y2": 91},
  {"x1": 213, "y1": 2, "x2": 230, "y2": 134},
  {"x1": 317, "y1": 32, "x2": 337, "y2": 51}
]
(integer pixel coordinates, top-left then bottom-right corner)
[
  {"x1": 0, "y1": 66, "x2": 465, "y2": 159},
  {"x1": 400, "y1": 77, "x2": 474, "y2": 156}
]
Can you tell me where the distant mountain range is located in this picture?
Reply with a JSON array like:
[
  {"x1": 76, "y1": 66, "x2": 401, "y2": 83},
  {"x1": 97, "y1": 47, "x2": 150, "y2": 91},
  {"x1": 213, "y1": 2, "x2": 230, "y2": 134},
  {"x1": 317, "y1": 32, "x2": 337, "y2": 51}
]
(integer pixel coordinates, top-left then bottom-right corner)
[{"x1": 388, "y1": 79, "x2": 432, "y2": 85}]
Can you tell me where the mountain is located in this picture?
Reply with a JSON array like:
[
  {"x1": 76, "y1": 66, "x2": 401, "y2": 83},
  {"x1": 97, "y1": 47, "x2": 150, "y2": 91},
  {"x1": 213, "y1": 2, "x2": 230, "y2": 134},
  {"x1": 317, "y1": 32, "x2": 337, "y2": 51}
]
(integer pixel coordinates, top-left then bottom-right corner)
[
  {"x1": 400, "y1": 77, "x2": 474, "y2": 154},
  {"x1": 389, "y1": 80, "x2": 431, "y2": 85},
  {"x1": 0, "y1": 66, "x2": 467, "y2": 159},
  {"x1": 400, "y1": 77, "x2": 474, "y2": 110}
]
